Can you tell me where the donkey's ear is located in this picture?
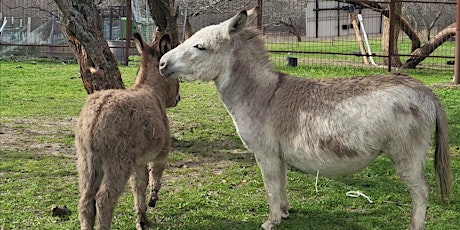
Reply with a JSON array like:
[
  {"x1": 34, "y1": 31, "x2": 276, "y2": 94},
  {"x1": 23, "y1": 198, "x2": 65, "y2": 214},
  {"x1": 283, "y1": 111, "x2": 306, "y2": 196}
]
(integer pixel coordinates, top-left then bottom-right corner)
[
  {"x1": 133, "y1": 32, "x2": 145, "y2": 55},
  {"x1": 246, "y1": 7, "x2": 259, "y2": 25},
  {"x1": 228, "y1": 10, "x2": 247, "y2": 35},
  {"x1": 159, "y1": 34, "x2": 172, "y2": 56}
]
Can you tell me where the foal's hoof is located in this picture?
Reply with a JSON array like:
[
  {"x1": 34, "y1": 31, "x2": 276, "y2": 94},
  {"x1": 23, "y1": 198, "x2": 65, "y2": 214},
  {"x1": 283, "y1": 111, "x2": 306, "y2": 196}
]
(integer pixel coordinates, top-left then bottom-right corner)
[
  {"x1": 136, "y1": 219, "x2": 152, "y2": 230},
  {"x1": 148, "y1": 197, "x2": 157, "y2": 207},
  {"x1": 148, "y1": 190, "x2": 158, "y2": 207}
]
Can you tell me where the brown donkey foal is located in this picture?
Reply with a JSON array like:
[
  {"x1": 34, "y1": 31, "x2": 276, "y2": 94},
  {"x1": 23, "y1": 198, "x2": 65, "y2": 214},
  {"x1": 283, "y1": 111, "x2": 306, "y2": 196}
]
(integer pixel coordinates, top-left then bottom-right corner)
[{"x1": 75, "y1": 33, "x2": 179, "y2": 230}]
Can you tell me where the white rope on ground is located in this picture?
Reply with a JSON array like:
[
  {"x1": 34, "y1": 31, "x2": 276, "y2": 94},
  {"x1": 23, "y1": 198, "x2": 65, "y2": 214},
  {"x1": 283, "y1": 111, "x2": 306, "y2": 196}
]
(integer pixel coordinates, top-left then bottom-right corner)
[
  {"x1": 313, "y1": 169, "x2": 372, "y2": 204},
  {"x1": 315, "y1": 170, "x2": 320, "y2": 193},
  {"x1": 346, "y1": 190, "x2": 373, "y2": 204}
]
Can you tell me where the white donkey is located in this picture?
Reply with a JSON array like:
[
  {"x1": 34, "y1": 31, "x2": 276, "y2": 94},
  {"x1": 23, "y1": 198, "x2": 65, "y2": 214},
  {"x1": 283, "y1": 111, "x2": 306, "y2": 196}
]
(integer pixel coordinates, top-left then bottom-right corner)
[{"x1": 159, "y1": 8, "x2": 451, "y2": 230}]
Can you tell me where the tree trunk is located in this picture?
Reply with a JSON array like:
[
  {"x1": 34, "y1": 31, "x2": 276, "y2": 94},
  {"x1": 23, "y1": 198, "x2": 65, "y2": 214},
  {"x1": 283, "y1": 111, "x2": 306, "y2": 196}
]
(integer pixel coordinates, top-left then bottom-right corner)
[
  {"x1": 349, "y1": 13, "x2": 369, "y2": 64},
  {"x1": 402, "y1": 24, "x2": 456, "y2": 69},
  {"x1": 342, "y1": 0, "x2": 421, "y2": 53},
  {"x1": 54, "y1": 0, "x2": 125, "y2": 94},
  {"x1": 382, "y1": 0, "x2": 402, "y2": 67},
  {"x1": 147, "y1": 0, "x2": 179, "y2": 46}
]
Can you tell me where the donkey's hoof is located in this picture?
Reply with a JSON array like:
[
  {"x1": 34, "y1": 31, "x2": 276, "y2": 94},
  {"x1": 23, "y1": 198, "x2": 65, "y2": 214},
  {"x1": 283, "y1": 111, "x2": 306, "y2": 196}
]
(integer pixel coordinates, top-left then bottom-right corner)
[
  {"x1": 148, "y1": 190, "x2": 159, "y2": 207},
  {"x1": 281, "y1": 210, "x2": 289, "y2": 219},
  {"x1": 148, "y1": 198, "x2": 157, "y2": 207},
  {"x1": 136, "y1": 219, "x2": 152, "y2": 230},
  {"x1": 261, "y1": 220, "x2": 276, "y2": 230}
]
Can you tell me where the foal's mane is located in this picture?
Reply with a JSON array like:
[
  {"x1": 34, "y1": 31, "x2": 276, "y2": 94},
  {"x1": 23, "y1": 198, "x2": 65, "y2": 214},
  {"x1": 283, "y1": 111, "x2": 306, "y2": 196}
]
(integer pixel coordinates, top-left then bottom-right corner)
[{"x1": 133, "y1": 46, "x2": 160, "y2": 89}]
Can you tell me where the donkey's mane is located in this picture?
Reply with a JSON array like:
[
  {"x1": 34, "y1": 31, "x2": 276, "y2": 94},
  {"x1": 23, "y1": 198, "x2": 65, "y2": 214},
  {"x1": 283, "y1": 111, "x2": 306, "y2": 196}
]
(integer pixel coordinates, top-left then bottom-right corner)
[
  {"x1": 233, "y1": 27, "x2": 273, "y2": 70},
  {"x1": 133, "y1": 48, "x2": 161, "y2": 89}
]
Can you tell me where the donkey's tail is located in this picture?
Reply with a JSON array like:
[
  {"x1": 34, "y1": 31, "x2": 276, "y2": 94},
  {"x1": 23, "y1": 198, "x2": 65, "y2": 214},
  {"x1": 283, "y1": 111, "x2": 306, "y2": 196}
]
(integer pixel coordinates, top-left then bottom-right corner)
[
  {"x1": 434, "y1": 101, "x2": 451, "y2": 204},
  {"x1": 76, "y1": 144, "x2": 103, "y2": 210}
]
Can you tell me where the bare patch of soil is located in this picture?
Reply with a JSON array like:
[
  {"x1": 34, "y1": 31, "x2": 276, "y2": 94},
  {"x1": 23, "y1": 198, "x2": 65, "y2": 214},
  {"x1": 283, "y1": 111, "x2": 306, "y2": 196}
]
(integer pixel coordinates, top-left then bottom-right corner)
[{"x1": 0, "y1": 117, "x2": 77, "y2": 159}]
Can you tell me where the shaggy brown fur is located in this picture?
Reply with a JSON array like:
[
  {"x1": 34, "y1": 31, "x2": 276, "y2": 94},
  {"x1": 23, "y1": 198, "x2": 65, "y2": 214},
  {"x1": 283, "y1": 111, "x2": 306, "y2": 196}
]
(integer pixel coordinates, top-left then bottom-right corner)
[{"x1": 75, "y1": 33, "x2": 179, "y2": 230}]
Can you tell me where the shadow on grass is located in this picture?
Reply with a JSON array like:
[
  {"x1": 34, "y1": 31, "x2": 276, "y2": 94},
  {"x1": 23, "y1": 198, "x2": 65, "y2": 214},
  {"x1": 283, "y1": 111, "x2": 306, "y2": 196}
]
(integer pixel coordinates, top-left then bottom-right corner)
[{"x1": 171, "y1": 136, "x2": 254, "y2": 165}]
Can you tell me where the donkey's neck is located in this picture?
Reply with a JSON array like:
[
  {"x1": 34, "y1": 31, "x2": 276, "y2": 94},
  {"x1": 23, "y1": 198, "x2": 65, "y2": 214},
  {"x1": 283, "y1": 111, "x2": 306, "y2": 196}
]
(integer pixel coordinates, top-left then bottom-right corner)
[
  {"x1": 215, "y1": 29, "x2": 278, "y2": 105},
  {"x1": 215, "y1": 57, "x2": 279, "y2": 117},
  {"x1": 132, "y1": 64, "x2": 167, "y2": 102},
  {"x1": 216, "y1": 31, "x2": 275, "y2": 89}
]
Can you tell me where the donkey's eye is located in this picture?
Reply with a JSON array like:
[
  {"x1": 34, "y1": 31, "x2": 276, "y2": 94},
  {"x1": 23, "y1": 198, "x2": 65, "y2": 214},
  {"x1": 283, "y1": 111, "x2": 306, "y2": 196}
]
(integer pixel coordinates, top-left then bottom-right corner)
[{"x1": 193, "y1": 44, "x2": 206, "y2": 51}]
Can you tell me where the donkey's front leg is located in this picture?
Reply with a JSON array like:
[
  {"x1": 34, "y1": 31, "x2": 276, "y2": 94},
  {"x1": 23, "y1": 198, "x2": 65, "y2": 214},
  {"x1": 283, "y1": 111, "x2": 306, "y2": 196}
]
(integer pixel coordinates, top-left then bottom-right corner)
[
  {"x1": 148, "y1": 153, "x2": 168, "y2": 208},
  {"x1": 254, "y1": 151, "x2": 289, "y2": 230},
  {"x1": 131, "y1": 165, "x2": 150, "y2": 230}
]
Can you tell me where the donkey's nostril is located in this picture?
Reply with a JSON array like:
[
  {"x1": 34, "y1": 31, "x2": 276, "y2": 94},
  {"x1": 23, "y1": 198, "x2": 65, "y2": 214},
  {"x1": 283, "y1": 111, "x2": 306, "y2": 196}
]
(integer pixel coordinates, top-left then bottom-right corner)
[{"x1": 159, "y1": 61, "x2": 166, "y2": 69}]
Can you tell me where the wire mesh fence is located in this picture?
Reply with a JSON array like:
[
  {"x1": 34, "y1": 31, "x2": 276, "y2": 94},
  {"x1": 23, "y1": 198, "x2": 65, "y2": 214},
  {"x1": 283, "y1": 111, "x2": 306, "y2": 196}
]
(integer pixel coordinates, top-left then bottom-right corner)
[{"x1": 0, "y1": 0, "x2": 456, "y2": 72}]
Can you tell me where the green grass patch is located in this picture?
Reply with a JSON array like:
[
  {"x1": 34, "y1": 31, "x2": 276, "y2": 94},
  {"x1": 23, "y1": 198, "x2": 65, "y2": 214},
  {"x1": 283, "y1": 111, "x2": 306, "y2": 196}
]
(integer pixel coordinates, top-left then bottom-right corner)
[{"x1": 1, "y1": 57, "x2": 459, "y2": 229}]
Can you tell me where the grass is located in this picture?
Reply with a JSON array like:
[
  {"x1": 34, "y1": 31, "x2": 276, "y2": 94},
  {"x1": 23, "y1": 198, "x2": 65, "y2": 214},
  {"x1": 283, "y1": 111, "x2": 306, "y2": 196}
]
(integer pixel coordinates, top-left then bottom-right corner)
[{"x1": 1, "y1": 57, "x2": 459, "y2": 229}]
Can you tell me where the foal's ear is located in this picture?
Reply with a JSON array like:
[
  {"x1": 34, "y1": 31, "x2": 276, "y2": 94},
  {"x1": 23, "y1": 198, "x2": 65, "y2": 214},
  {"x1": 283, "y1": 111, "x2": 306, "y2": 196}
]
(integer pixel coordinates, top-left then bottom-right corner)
[
  {"x1": 228, "y1": 10, "x2": 247, "y2": 35},
  {"x1": 133, "y1": 32, "x2": 145, "y2": 55},
  {"x1": 159, "y1": 34, "x2": 172, "y2": 56}
]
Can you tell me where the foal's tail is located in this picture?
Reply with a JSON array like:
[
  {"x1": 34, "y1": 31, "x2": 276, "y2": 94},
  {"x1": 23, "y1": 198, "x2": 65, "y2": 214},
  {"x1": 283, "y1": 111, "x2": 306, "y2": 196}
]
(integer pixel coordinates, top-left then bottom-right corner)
[
  {"x1": 77, "y1": 144, "x2": 103, "y2": 216},
  {"x1": 434, "y1": 101, "x2": 451, "y2": 204}
]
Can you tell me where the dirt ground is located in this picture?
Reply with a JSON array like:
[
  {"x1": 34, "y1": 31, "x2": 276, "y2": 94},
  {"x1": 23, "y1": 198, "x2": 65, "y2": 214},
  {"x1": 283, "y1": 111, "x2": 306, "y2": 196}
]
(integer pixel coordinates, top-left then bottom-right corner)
[{"x1": 0, "y1": 117, "x2": 77, "y2": 159}]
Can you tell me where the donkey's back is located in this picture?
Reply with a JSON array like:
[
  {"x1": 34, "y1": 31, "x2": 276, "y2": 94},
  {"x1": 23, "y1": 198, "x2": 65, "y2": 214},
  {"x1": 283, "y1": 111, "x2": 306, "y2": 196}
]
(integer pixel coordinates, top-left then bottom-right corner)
[
  {"x1": 270, "y1": 73, "x2": 441, "y2": 176},
  {"x1": 78, "y1": 88, "x2": 169, "y2": 159}
]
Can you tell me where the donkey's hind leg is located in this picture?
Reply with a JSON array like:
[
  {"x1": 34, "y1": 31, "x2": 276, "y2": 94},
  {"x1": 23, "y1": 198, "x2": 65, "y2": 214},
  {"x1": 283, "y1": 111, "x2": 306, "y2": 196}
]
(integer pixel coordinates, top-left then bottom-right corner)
[
  {"x1": 396, "y1": 162, "x2": 429, "y2": 230},
  {"x1": 78, "y1": 182, "x2": 99, "y2": 230},
  {"x1": 77, "y1": 153, "x2": 102, "y2": 230},
  {"x1": 95, "y1": 162, "x2": 131, "y2": 230},
  {"x1": 389, "y1": 147, "x2": 429, "y2": 230},
  {"x1": 131, "y1": 164, "x2": 150, "y2": 230},
  {"x1": 148, "y1": 153, "x2": 168, "y2": 208}
]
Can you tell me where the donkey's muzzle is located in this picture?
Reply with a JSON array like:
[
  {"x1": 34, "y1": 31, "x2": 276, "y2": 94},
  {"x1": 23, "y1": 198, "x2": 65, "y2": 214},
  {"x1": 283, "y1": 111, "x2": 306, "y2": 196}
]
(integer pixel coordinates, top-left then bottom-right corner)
[
  {"x1": 174, "y1": 94, "x2": 181, "y2": 107},
  {"x1": 159, "y1": 60, "x2": 173, "y2": 77}
]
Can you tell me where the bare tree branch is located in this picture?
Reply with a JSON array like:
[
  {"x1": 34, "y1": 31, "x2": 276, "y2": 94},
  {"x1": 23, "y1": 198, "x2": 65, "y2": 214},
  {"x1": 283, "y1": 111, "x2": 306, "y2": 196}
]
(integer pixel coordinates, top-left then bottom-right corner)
[
  {"x1": 277, "y1": 18, "x2": 302, "y2": 42},
  {"x1": 402, "y1": 23, "x2": 456, "y2": 69},
  {"x1": 2, "y1": 3, "x2": 55, "y2": 16}
]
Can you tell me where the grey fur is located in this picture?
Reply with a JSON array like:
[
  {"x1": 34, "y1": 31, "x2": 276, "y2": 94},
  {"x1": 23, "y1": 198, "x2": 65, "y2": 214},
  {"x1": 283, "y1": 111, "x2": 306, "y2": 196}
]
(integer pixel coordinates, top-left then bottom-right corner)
[{"x1": 159, "y1": 8, "x2": 451, "y2": 230}]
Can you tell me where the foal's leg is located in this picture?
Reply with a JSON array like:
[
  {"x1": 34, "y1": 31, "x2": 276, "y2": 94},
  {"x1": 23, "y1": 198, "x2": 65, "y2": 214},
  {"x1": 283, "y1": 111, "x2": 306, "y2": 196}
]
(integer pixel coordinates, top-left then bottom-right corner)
[
  {"x1": 131, "y1": 164, "x2": 150, "y2": 230},
  {"x1": 78, "y1": 172, "x2": 97, "y2": 230},
  {"x1": 78, "y1": 184, "x2": 98, "y2": 230},
  {"x1": 254, "y1": 151, "x2": 288, "y2": 230},
  {"x1": 148, "y1": 153, "x2": 168, "y2": 208},
  {"x1": 77, "y1": 153, "x2": 102, "y2": 230},
  {"x1": 95, "y1": 162, "x2": 131, "y2": 230}
]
